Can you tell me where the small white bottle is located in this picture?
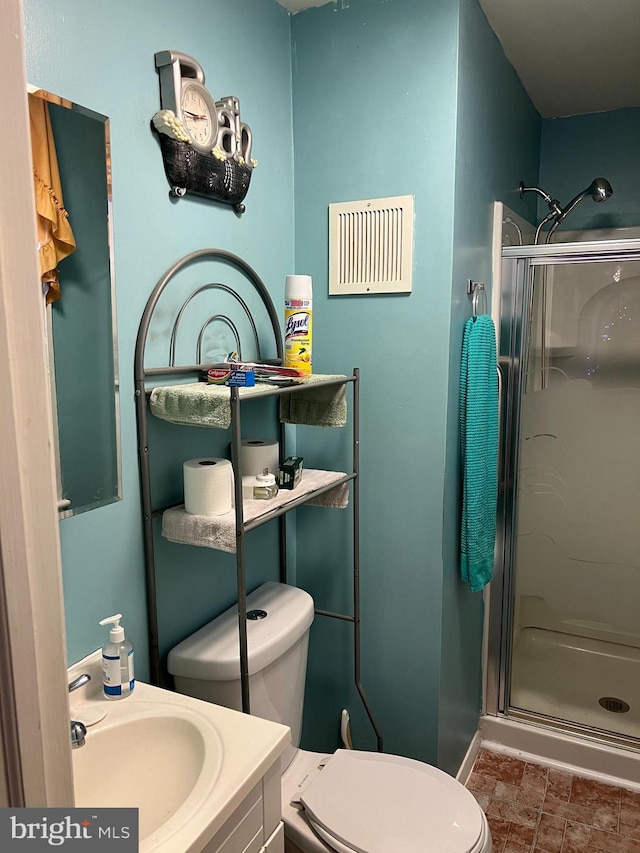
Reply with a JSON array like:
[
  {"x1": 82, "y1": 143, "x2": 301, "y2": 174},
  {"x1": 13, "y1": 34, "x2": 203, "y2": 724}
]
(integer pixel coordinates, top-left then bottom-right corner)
[
  {"x1": 253, "y1": 468, "x2": 279, "y2": 499},
  {"x1": 242, "y1": 468, "x2": 279, "y2": 500},
  {"x1": 99, "y1": 614, "x2": 135, "y2": 700}
]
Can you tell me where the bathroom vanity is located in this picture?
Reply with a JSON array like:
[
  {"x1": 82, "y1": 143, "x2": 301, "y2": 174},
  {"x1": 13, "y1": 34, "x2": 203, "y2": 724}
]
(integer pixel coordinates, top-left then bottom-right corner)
[{"x1": 67, "y1": 653, "x2": 290, "y2": 853}]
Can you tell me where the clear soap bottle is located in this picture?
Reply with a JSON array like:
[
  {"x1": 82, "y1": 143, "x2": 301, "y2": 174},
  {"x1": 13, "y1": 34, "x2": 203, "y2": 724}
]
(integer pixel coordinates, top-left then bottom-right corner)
[{"x1": 99, "y1": 614, "x2": 135, "y2": 700}]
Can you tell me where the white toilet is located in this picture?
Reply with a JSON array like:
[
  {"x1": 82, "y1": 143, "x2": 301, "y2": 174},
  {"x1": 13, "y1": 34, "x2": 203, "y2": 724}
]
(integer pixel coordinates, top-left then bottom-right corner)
[{"x1": 167, "y1": 582, "x2": 492, "y2": 853}]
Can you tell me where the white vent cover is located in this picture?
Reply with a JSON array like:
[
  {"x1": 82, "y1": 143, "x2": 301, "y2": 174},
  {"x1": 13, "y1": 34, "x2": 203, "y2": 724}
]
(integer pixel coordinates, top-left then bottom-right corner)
[{"x1": 329, "y1": 195, "x2": 414, "y2": 295}]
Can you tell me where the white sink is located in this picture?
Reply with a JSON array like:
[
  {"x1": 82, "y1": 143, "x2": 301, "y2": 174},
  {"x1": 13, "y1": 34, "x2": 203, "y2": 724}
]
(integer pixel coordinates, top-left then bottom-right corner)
[
  {"x1": 73, "y1": 702, "x2": 222, "y2": 841},
  {"x1": 68, "y1": 652, "x2": 290, "y2": 853}
]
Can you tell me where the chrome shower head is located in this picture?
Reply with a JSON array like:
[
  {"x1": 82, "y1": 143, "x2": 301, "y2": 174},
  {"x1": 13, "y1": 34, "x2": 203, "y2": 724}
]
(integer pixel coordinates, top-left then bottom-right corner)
[
  {"x1": 519, "y1": 177, "x2": 614, "y2": 244},
  {"x1": 586, "y1": 177, "x2": 613, "y2": 203},
  {"x1": 545, "y1": 177, "x2": 614, "y2": 241}
]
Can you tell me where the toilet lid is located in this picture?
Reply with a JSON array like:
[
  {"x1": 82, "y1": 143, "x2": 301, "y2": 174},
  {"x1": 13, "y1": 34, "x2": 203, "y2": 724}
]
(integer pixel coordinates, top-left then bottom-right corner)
[{"x1": 298, "y1": 750, "x2": 484, "y2": 853}]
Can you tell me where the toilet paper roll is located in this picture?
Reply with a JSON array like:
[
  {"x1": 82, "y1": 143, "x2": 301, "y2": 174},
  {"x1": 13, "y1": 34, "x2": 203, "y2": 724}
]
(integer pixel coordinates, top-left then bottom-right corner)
[
  {"x1": 183, "y1": 458, "x2": 233, "y2": 516},
  {"x1": 235, "y1": 439, "x2": 280, "y2": 477}
]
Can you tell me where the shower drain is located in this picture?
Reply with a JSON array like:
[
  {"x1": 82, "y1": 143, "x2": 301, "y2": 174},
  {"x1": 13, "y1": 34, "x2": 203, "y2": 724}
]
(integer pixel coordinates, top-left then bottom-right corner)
[{"x1": 599, "y1": 696, "x2": 631, "y2": 714}]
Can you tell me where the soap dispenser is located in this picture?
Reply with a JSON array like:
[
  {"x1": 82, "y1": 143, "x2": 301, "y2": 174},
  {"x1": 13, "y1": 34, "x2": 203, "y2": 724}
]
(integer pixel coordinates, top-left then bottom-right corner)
[{"x1": 99, "y1": 614, "x2": 135, "y2": 699}]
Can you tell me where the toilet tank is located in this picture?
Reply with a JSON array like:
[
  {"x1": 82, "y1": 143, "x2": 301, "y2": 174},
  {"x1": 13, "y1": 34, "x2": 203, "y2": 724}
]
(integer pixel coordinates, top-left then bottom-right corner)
[{"x1": 168, "y1": 582, "x2": 314, "y2": 767}]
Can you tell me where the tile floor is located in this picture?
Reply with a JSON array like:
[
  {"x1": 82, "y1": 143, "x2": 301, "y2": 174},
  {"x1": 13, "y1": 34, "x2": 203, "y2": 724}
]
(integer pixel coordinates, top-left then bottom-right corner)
[{"x1": 466, "y1": 748, "x2": 640, "y2": 852}]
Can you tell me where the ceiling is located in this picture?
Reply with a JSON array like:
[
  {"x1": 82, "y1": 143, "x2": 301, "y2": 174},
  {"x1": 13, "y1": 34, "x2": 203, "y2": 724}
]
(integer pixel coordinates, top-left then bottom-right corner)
[{"x1": 275, "y1": 0, "x2": 640, "y2": 119}]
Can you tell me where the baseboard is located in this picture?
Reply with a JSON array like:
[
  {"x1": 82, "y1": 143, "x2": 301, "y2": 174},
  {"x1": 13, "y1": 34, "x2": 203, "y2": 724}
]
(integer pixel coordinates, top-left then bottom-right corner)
[
  {"x1": 456, "y1": 730, "x2": 482, "y2": 784},
  {"x1": 479, "y1": 715, "x2": 640, "y2": 791}
]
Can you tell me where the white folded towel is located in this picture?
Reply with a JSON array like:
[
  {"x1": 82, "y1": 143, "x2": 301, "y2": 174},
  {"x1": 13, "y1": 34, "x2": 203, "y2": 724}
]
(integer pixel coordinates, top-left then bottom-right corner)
[{"x1": 162, "y1": 469, "x2": 350, "y2": 553}]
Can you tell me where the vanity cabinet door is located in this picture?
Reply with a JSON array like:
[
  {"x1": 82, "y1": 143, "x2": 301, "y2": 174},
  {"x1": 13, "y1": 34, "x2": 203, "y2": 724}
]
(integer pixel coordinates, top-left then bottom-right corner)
[
  {"x1": 202, "y1": 784, "x2": 262, "y2": 853},
  {"x1": 199, "y1": 755, "x2": 284, "y2": 852},
  {"x1": 261, "y1": 760, "x2": 283, "y2": 839}
]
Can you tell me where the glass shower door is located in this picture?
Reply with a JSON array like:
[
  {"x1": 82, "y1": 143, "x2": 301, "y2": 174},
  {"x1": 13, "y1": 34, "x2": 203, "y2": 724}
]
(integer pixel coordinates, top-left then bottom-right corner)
[{"x1": 505, "y1": 254, "x2": 640, "y2": 740}]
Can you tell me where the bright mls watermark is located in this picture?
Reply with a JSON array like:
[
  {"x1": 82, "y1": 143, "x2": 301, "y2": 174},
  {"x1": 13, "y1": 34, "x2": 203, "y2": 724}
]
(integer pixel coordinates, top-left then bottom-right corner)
[{"x1": 0, "y1": 809, "x2": 138, "y2": 850}]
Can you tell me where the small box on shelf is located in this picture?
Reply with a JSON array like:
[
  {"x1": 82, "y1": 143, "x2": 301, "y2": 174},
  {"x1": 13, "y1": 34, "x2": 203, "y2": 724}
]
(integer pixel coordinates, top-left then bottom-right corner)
[{"x1": 279, "y1": 456, "x2": 303, "y2": 490}]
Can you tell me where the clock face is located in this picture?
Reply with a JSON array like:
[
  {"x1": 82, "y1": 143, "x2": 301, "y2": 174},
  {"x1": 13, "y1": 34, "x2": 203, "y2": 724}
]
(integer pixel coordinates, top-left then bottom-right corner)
[{"x1": 180, "y1": 83, "x2": 217, "y2": 152}]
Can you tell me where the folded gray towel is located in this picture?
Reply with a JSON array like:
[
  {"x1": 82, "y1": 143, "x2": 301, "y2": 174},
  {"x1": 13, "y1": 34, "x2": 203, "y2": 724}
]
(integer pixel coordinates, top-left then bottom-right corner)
[{"x1": 280, "y1": 374, "x2": 348, "y2": 427}]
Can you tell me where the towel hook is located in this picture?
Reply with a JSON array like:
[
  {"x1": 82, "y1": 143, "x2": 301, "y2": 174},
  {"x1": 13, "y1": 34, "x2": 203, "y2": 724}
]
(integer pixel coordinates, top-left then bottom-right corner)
[{"x1": 467, "y1": 280, "x2": 487, "y2": 319}]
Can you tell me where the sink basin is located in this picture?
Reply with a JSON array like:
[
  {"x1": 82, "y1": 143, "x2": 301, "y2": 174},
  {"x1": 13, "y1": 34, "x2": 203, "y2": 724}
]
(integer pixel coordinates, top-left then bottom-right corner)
[{"x1": 73, "y1": 703, "x2": 222, "y2": 840}]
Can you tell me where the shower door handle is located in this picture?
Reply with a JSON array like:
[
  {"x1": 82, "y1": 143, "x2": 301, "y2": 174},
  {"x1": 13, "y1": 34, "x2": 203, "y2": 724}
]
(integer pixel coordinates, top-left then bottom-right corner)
[{"x1": 496, "y1": 360, "x2": 506, "y2": 494}]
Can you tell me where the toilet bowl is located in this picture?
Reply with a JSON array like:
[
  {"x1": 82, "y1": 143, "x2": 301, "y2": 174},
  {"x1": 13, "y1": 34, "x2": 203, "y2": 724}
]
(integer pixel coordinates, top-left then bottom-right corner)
[{"x1": 167, "y1": 582, "x2": 492, "y2": 853}]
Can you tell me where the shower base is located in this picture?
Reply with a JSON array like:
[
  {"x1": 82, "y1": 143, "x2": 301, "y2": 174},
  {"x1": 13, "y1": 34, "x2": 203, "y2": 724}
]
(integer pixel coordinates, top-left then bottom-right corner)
[{"x1": 510, "y1": 626, "x2": 640, "y2": 740}]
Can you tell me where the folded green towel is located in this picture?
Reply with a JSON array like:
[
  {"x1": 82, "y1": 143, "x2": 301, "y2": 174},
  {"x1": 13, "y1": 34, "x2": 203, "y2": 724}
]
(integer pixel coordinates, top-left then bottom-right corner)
[
  {"x1": 460, "y1": 315, "x2": 499, "y2": 592},
  {"x1": 149, "y1": 374, "x2": 348, "y2": 430},
  {"x1": 149, "y1": 382, "x2": 270, "y2": 429},
  {"x1": 280, "y1": 374, "x2": 348, "y2": 427}
]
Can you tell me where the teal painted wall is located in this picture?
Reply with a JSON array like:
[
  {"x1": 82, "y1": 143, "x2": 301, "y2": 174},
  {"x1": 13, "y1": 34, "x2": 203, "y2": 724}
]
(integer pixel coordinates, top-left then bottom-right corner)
[
  {"x1": 289, "y1": 0, "x2": 538, "y2": 771},
  {"x1": 23, "y1": 0, "x2": 295, "y2": 676},
  {"x1": 540, "y1": 109, "x2": 640, "y2": 230},
  {"x1": 440, "y1": 0, "x2": 540, "y2": 772},
  {"x1": 291, "y1": 0, "x2": 460, "y2": 765}
]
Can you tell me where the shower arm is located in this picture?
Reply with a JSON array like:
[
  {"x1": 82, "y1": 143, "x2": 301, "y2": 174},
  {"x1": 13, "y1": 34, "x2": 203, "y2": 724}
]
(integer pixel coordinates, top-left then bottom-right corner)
[
  {"x1": 519, "y1": 182, "x2": 552, "y2": 205},
  {"x1": 519, "y1": 182, "x2": 562, "y2": 213}
]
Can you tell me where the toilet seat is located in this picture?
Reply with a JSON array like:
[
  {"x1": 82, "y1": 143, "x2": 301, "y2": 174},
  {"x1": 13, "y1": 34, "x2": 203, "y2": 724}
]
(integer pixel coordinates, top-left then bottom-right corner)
[{"x1": 296, "y1": 749, "x2": 486, "y2": 853}]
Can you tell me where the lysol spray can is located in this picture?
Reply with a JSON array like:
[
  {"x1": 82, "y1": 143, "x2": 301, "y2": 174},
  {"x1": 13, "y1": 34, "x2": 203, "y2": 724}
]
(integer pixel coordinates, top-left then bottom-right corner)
[{"x1": 284, "y1": 274, "x2": 312, "y2": 374}]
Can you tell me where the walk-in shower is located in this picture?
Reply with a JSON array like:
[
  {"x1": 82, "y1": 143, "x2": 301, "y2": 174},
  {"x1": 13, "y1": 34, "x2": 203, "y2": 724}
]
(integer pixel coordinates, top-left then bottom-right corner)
[{"x1": 487, "y1": 203, "x2": 640, "y2": 753}]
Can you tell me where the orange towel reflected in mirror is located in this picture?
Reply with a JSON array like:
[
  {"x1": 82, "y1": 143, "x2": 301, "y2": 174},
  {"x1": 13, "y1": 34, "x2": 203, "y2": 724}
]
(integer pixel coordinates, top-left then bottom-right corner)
[{"x1": 28, "y1": 93, "x2": 76, "y2": 304}]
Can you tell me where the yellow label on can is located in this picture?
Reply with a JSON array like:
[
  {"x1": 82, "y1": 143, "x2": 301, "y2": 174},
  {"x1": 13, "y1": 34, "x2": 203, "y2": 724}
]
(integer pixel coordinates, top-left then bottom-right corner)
[{"x1": 284, "y1": 301, "x2": 312, "y2": 374}]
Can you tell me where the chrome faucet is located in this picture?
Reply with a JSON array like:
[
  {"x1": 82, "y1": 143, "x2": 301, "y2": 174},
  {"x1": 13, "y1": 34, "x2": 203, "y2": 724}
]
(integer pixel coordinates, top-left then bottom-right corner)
[{"x1": 68, "y1": 673, "x2": 91, "y2": 749}]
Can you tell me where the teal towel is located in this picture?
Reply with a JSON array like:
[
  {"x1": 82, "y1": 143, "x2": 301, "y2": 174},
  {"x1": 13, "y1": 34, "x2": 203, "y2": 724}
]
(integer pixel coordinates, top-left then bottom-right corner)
[{"x1": 460, "y1": 314, "x2": 499, "y2": 592}]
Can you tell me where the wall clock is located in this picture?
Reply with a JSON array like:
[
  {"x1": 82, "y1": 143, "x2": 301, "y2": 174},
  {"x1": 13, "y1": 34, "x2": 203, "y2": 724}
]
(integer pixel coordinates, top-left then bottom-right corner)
[{"x1": 152, "y1": 51, "x2": 256, "y2": 214}]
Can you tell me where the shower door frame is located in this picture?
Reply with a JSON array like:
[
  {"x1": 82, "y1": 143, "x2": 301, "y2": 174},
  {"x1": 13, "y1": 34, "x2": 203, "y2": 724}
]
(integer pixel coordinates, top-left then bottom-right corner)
[{"x1": 486, "y1": 236, "x2": 640, "y2": 746}]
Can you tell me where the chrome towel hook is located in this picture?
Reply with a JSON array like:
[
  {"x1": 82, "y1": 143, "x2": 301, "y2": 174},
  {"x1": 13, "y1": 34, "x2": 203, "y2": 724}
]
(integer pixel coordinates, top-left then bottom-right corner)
[{"x1": 467, "y1": 279, "x2": 487, "y2": 318}]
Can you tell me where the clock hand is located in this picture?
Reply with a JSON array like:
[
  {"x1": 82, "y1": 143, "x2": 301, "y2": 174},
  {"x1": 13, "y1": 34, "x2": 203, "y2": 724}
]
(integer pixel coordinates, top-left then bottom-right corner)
[{"x1": 183, "y1": 110, "x2": 207, "y2": 120}]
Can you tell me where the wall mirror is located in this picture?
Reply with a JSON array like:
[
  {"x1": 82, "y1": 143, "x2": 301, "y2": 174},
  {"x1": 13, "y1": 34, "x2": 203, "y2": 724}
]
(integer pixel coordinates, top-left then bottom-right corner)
[{"x1": 28, "y1": 88, "x2": 121, "y2": 517}]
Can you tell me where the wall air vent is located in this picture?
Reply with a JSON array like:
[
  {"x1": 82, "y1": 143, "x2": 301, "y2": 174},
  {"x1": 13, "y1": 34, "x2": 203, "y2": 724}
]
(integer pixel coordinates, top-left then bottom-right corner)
[{"x1": 329, "y1": 195, "x2": 414, "y2": 295}]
